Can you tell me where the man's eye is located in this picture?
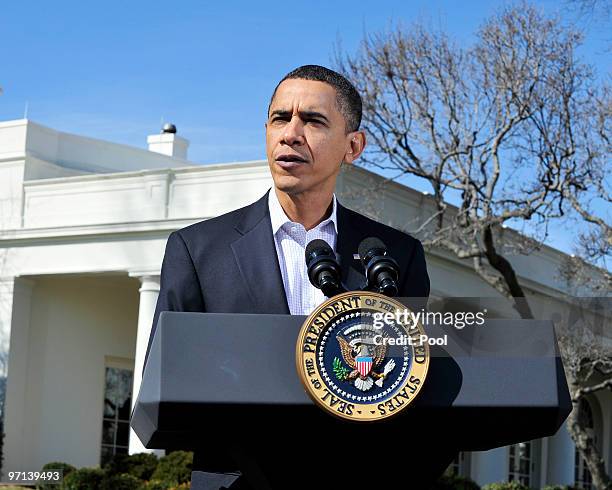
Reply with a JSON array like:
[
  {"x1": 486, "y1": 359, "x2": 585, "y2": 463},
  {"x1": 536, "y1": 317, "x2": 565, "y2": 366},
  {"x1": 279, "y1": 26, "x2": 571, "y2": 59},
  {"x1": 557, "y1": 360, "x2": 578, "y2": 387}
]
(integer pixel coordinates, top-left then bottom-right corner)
[{"x1": 307, "y1": 119, "x2": 324, "y2": 125}]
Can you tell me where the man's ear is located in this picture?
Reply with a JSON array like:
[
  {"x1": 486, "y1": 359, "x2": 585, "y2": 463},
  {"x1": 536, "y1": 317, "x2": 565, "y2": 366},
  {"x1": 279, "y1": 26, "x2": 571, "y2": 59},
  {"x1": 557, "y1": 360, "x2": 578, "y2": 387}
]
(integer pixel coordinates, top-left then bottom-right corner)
[{"x1": 343, "y1": 131, "x2": 366, "y2": 164}]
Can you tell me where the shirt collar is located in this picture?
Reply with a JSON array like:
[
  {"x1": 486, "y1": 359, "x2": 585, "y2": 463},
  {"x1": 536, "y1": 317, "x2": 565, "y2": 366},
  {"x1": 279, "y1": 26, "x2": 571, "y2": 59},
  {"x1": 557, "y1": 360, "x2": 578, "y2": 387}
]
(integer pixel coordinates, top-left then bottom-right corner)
[{"x1": 268, "y1": 188, "x2": 338, "y2": 235}]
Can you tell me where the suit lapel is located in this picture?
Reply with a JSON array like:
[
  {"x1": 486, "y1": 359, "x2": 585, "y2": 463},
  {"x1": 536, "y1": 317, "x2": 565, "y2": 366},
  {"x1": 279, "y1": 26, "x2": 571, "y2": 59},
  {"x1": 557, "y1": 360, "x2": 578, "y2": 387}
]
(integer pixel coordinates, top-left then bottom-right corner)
[
  {"x1": 231, "y1": 191, "x2": 290, "y2": 314},
  {"x1": 336, "y1": 203, "x2": 367, "y2": 292}
]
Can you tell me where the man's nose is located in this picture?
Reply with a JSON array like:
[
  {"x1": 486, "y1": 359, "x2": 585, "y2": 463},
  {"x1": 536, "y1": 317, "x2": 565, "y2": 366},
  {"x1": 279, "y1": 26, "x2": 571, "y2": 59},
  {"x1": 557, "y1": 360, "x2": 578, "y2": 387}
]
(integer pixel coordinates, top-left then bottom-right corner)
[{"x1": 282, "y1": 116, "x2": 305, "y2": 145}]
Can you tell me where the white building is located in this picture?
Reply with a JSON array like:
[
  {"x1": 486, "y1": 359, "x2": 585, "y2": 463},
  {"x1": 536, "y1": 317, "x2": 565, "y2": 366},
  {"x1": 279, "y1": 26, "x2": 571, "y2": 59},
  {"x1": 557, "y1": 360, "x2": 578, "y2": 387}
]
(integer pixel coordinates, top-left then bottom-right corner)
[{"x1": 0, "y1": 119, "x2": 609, "y2": 488}]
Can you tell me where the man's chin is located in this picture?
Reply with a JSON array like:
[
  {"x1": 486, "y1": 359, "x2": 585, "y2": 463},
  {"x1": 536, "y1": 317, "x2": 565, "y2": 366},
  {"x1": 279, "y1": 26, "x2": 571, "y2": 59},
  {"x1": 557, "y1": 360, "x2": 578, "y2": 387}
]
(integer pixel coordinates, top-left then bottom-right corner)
[{"x1": 272, "y1": 175, "x2": 308, "y2": 195}]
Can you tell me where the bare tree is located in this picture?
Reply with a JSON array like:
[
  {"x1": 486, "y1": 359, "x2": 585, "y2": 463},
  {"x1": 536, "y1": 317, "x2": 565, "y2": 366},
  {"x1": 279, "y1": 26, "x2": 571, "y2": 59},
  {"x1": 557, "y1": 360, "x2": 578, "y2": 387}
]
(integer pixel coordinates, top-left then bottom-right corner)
[
  {"x1": 567, "y1": 0, "x2": 611, "y2": 23},
  {"x1": 337, "y1": 3, "x2": 609, "y2": 317},
  {"x1": 559, "y1": 230, "x2": 611, "y2": 297},
  {"x1": 559, "y1": 85, "x2": 611, "y2": 295},
  {"x1": 337, "y1": 3, "x2": 611, "y2": 487}
]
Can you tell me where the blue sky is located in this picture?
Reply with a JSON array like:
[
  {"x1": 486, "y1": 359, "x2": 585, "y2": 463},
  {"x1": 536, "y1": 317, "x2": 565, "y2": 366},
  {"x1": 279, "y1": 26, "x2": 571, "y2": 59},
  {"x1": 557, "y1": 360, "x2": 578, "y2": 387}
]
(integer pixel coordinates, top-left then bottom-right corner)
[{"x1": 1, "y1": 0, "x2": 609, "y2": 256}]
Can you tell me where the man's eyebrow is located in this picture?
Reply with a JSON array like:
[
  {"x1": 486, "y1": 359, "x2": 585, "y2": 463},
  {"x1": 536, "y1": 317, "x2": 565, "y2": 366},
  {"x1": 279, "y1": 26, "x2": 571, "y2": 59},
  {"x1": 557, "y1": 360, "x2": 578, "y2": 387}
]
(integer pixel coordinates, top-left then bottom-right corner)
[
  {"x1": 300, "y1": 110, "x2": 329, "y2": 122},
  {"x1": 269, "y1": 109, "x2": 330, "y2": 122},
  {"x1": 269, "y1": 109, "x2": 292, "y2": 118}
]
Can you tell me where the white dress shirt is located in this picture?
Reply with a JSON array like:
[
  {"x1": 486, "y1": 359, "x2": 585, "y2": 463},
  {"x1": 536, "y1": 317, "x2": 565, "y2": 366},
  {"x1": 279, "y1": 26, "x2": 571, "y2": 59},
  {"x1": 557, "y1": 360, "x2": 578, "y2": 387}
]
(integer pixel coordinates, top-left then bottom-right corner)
[{"x1": 268, "y1": 189, "x2": 338, "y2": 315}]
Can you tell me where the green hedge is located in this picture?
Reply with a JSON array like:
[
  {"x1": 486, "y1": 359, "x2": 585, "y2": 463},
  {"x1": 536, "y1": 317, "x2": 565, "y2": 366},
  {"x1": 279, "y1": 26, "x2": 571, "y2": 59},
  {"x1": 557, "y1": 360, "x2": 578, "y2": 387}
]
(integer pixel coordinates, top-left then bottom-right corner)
[
  {"x1": 36, "y1": 462, "x2": 76, "y2": 490},
  {"x1": 482, "y1": 483, "x2": 531, "y2": 490},
  {"x1": 542, "y1": 486, "x2": 585, "y2": 490},
  {"x1": 103, "y1": 452, "x2": 158, "y2": 481},
  {"x1": 100, "y1": 472, "x2": 141, "y2": 490},
  {"x1": 35, "y1": 456, "x2": 589, "y2": 490},
  {"x1": 63, "y1": 467, "x2": 105, "y2": 490},
  {"x1": 433, "y1": 474, "x2": 481, "y2": 489},
  {"x1": 150, "y1": 451, "x2": 192, "y2": 486},
  {"x1": 37, "y1": 452, "x2": 192, "y2": 490},
  {"x1": 138, "y1": 481, "x2": 172, "y2": 490}
]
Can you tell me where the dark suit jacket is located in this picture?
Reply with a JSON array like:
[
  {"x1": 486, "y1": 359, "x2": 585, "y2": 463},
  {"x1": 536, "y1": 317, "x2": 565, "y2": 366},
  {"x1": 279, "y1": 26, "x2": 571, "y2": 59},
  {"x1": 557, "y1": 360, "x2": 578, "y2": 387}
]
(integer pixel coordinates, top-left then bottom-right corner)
[{"x1": 146, "y1": 189, "x2": 430, "y2": 367}]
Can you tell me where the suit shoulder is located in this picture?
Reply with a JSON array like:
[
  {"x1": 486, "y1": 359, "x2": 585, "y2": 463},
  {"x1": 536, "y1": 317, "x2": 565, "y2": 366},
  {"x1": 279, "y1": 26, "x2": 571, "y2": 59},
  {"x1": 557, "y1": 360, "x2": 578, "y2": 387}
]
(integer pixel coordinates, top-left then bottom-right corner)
[{"x1": 172, "y1": 200, "x2": 256, "y2": 246}]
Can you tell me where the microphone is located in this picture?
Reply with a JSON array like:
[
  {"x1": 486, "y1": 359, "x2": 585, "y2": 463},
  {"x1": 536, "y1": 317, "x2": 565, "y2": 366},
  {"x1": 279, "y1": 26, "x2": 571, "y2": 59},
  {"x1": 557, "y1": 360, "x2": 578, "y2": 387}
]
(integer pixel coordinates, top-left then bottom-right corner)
[
  {"x1": 358, "y1": 237, "x2": 400, "y2": 297},
  {"x1": 305, "y1": 239, "x2": 344, "y2": 298}
]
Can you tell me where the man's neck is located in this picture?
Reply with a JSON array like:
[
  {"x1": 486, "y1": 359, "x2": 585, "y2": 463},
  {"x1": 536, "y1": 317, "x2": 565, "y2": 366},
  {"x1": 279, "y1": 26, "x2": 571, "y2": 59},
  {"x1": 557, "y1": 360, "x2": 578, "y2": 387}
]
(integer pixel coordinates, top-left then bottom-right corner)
[{"x1": 274, "y1": 188, "x2": 334, "y2": 231}]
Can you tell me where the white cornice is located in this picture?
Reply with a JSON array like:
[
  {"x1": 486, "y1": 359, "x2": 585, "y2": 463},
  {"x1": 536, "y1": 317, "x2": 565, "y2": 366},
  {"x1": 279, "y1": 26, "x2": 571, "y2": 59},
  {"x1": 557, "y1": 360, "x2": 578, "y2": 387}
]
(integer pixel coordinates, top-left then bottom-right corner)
[
  {"x1": 0, "y1": 153, "x2": 27, "y2": 163},
  {"x1": 22, "y1": 159, "x2": 269, "y2": 185},
  {"x1": 0, "y1": 119, "x2": 28, "y2": 129},
  {"x1": 0, "y1": 218, "x2": 203, "y2": 243}
]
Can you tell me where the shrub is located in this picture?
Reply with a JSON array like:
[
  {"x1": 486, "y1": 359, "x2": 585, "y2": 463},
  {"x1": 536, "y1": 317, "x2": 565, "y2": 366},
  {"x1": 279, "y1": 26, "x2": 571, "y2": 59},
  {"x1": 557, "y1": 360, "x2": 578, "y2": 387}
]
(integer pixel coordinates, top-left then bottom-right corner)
[
  {"x1": 150, "y1": 451, "x2": 192, "y2": 485},
  {"x1": 138, "y1": 481, "x2": 172, "y2": 490},
  {"x1": 36, "y1": 462, "x2": 76, "y2": 490},
  {"x1": 99, "y1": 472, "x2": 141, "y2": 490},
  {"x1": 63, "y1": 467, "x2": 105, "y2": 490},
  {"x1": 433, "y1": 474, "x2": 481, "y2": 490},
  {"x1": 543, "y1": 486, "x2": 585, "y2": 490},
  {"x1": 482, "y1": 483, "x2": 531, "y2": 490},
  {"x1": 168, "y1": 484, "x2": 190, "y2": 490},
  {"x1": 103, "y1": 452, "x2": 158, "y2": 480}
]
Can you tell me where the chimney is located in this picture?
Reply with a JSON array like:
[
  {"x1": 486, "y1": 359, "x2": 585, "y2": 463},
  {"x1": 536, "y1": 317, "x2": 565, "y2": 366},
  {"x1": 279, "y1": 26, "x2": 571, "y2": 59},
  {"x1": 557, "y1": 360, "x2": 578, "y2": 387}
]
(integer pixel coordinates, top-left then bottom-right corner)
[{"x1": 147, "y1": 123, "x2": 189, "y2": 159}]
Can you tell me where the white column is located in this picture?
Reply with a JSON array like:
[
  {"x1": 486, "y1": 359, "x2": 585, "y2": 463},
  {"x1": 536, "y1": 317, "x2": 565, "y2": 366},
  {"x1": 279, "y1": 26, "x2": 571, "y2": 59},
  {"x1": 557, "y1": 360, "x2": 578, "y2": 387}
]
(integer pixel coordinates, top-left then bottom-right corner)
[
  {"x1": 546, "y1": 422, "x2": 575, "y2": 485},
  {"x1": 2, "y1": 277, "x2": 35, "y2": 473},
  {"x1": 470, "y1": 447, "x2": 508, "y2": 487},
  {"x1": 540, "y1": 437, "x2": 549, "y2": 488},
  {"x1": 0, "y1": 277, "x2": 16, "y2": 375},
  {"x1": 128, "y1": 273, "x2": 163, "y2": 455}
]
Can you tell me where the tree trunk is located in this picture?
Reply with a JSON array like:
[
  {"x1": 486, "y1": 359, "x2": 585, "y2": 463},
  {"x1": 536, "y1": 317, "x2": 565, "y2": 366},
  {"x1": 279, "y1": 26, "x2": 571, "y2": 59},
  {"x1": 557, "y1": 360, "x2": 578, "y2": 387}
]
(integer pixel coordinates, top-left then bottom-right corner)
[
  {"x1": 482, "y1": 225, "x2": 535, "y2": 319},
  {"x1": 566, "y1": 393, "x2": 612, "y2": 490}
]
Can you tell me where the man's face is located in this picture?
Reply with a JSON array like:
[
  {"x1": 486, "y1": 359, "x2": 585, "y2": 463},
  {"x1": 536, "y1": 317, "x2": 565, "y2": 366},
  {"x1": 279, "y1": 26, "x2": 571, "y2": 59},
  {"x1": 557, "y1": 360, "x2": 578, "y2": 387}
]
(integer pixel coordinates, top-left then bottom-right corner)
[{"x1": 265, "y1": 79, "x2": 362, "y2": 197}]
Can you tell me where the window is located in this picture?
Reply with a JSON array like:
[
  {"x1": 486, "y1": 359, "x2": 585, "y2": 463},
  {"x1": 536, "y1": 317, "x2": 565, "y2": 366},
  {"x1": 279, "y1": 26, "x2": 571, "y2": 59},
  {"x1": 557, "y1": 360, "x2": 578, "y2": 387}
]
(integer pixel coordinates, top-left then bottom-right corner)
[
  {"x1": 575, "y1": 449, "x2": 593, "y2": 490},
  {"x1": 508, "y1": 442, "x2": 531, "y2": 486},
  {"x1": 100, "y1": 364, "x2": 133, "y2": 465}
]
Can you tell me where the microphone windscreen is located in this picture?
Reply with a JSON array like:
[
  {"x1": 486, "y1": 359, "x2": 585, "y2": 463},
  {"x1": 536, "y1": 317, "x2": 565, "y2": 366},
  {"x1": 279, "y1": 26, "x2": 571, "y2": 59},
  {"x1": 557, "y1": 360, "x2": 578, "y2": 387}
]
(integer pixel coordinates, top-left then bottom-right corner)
[
  {"x1": 358, "y1": 237, "x2": 386, "y2": 263},
  {"x1": 305, "y1": 239, "x2": 333, "y2": 264}
]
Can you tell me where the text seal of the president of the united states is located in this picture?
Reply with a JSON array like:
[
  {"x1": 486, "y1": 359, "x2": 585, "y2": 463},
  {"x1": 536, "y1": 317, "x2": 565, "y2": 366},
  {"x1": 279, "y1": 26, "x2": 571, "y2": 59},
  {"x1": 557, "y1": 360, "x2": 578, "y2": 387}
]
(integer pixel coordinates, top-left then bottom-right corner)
[{"x1": 296, "y1": 291, "x2": 430, "y2": 421}]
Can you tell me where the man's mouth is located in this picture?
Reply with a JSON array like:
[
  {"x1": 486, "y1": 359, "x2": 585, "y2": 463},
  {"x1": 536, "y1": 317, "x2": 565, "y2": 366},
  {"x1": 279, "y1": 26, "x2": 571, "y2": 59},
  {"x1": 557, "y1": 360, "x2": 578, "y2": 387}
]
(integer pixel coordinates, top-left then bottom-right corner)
[
  {"x1": 276, "y1": 154, "x2": 308, "y2": 164},
  {"x1": 275, "y1": 154, "x2": 308, "y2": 169}
]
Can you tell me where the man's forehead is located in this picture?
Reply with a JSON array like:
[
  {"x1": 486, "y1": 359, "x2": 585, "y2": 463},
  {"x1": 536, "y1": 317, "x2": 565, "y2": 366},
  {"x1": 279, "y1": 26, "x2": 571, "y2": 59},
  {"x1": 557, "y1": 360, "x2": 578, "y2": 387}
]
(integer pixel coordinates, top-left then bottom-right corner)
[{"x1": 270, "y1": 79, "x2": 338, "y2": 113}]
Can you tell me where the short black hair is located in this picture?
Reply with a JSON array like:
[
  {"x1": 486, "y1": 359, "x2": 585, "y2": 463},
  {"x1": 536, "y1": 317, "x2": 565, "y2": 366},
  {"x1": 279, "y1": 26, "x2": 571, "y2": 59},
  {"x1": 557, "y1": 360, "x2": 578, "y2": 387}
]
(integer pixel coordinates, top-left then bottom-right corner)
[{"x1": 268, "y1": 65, "x2": 362, "y2": 133}]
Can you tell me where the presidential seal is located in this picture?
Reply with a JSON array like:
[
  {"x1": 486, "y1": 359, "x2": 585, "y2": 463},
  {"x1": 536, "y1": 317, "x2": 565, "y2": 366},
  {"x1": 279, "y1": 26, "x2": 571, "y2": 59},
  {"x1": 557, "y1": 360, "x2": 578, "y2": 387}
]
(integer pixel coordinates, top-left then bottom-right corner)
[{"x1": 296, "y1": 291, "x2": 430, "y2": 421}]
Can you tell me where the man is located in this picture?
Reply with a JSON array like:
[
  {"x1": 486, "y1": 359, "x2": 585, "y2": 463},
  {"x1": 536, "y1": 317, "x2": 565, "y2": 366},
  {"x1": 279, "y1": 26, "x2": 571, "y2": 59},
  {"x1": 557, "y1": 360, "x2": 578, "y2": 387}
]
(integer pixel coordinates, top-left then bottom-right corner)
[{"x1": 146, "y1": 65, "x2": 431, "y2": 489}]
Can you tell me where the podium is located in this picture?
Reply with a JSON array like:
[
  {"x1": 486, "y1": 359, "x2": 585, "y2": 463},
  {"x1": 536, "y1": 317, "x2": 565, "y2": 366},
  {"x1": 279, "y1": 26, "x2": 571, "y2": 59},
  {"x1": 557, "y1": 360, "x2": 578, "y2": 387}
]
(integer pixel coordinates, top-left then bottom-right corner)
[{"x1": 131, "y1": 311, "x2": 571, "y2": 488}]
